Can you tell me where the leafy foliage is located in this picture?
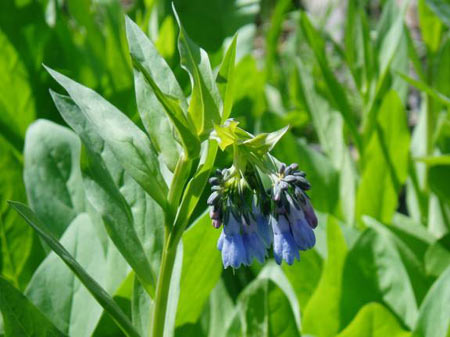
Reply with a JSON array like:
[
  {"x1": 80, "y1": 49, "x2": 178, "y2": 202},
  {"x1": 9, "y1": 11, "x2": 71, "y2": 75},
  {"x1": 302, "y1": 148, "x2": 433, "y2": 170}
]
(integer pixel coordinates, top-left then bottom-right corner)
[{"x1": 1, "y1": 0, "x2": 449, "y2": 337}]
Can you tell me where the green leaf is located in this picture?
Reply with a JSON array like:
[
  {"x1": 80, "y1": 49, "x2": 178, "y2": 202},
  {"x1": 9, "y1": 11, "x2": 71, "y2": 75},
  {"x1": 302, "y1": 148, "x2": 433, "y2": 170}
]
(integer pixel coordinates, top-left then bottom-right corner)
[
  {"x1": 80, "y1": 146, "x2": 156, "y2": 297},
  {"x1": 216, "y1": 36, "x2": 237, "y2": 121},
  {"x1": 172, "y1": 141, "x2": 219, "y2": 240},
  {"x1": 412, "y1": 266, "x2": 450, "y2": 337},
  {"x1": 176, "y1": 212, "x2": 222, "y2": 327},
  {"x1": 25, "y1": 214, "x2": 105, "y2": 337},
  {"x1": 357, "y1": 90, "x2": 410, "y2": 223},
  {"x1": 0, "y1": 276, "x2": 66, "y2": 337},
  {"x1": 45, "y1": 66, "x2": 169, "y2": 210},
  {"x1": 427, "y1": 163, "x2": 450, "y2": 203},
  {"x1": 125, "y1": 16, "x2": 200, "y2": 161},
  {"x1": 302, "y1": 216, "x2": 348, "y2": 337},
  {"x1": 8, "y1": 202, "x2": 140, "y2": 337},
  {"x1": 51, "y1": 91, "x2": 163, "y2": 288},
  {"x1": 132, "y1": 277, "x2": 152, "y2": 337},
  {"x1": 337, "y1": 303, "x2": 411, "y2": 337},
  {"x1": 0, "y1": 28, "x2": 35, "y2": 152},
  {"x1": 238, "y1": 278, "x2": 300, "y2": 337},
  {"x1": 299, "y1": 12, "x2": 362, "y2": 153},
  {"x1": 0, "y1": 138, "x2": 34, "y2": 289},
  {"x1": 173, "y1": 5, "x2": 222, "y2": 137},
  {"x1": 424, "y1": 234, "x2": 450, "y2": 277},
  {"x1": 398, "y1": 73, "x2": 450, "y2": 106},
  {"x1": 340, "y1": 224, "x2": 419, "y2": 330},
  {"x1": 282, "y1": 248, "x2": 323, "y2": 310},
  {"x1": 418, "y1": 0, "x2": 443, "y2": 53},
  {"x1": 24, "y1": 120, "x2": 85, "y2": 238},
  {"x1": 242, "y1": 126, "x2": 289, "y2": 156},
  {"x1": 424, "y1": 0, "x2": 450, "y2": 27}
]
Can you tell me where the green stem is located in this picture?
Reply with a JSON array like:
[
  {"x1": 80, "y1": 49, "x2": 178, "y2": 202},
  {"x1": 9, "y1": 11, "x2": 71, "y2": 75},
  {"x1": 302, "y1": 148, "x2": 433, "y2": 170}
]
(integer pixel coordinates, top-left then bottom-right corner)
[{"x1": 150, "y1": 229, "x2": 177, "y2": 337}]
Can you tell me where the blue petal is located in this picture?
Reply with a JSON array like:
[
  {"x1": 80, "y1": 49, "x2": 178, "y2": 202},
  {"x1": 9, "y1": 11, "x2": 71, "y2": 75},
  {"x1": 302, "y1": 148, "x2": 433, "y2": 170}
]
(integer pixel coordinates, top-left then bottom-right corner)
[
  {"x1": 221, "y1": 234, "x2": 247, "y2": 268},
  {"x1": 272, "y1": 216, "x2": 300, "y2": 265},
  {"x1": 217, "y1": 230, "x2": 225, "y2": 251},
  {"x1": 291, "y1": 218, "x2": 316, "y2": 250},
  {"x1": 243, "y1": 232, "x2": 266, "y2": 264},
  {"x1": 256, "y1": 214, "x2": 273, "y2": 248},
  {"x1": 224, "y1": 213, "x2": 241, "y2": 235}
]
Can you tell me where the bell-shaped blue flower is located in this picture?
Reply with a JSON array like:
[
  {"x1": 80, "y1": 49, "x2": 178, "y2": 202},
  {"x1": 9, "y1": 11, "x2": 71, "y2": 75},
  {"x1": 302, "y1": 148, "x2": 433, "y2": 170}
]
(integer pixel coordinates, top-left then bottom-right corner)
[
  {"x1": 286, "y1": 194, "x2": 316, "y2": 250},
  {"x1": 242, "y1": 217, "x2": 267, "y2": 264},
  {"x1": 271, "y1": 215, "x2": 300, "y2": 265},
  {"x1": 217, "y1": 213, "x2": 247, "y2": 268},
  {"x1": 252, "y1": 204, "x2": 273, "y2": 248}
]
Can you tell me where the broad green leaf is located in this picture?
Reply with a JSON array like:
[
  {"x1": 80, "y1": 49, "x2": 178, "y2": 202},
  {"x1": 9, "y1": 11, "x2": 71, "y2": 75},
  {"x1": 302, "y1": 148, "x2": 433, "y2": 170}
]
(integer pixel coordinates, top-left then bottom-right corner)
[
  {"x1": 0, "y1": 28, "x2": 35, "y2": 152},
  {"x1": 418, "y1": 0, "x2": 443, "y2": 53},
  {"x1": 390, "y1": 213, "x2": 436, "y2": 261},
  {"x1": 125, "y1": 17, "x2": 200, "y2": 162},
  {"x1": 0, "y1": 276, "x2": 66, "y2": 337},
  {"x1": 132, "y1": 277, "x2": 152, "y2": 337},
  {"x1": 238, "y1": 278, "x2": 300, "y2": 337},
  {"x1": 51, "y1": 91, "x2": 163, "y2": 286},
  {"x1": 428, "y1": 163, "x2": 450, "y2": 203},
  {"x1": 299, "y1": 12, "x2": 362, "y2": 153},
  {"x1": 173, "y1": 6, "x2": 222, "y2": 137},
  {"x1": 176, "y1": 212, "x2": 222, "y2": 326},
  {"x1": 24, "y1": 120, "x2": 85, "y2": 238},
  {"x1": 425, "y1": 0, "x2": 450, "y2": 26},
  {"x1": 171, "y1": 0, "x2": 259, "y2": 53},
  {"x1": 357, "y1": 90, "x2": 410, "y2": 223},
  {"x1": 25, "y1": 214, "x2": 105, "y2": 337},
  {"x1": 424, "y1": 234, "x2": 450, "y2": 277},
  {"x1": 217, "y1": 35, "x2": 237, "y2": 121},
  {"x1": 282, "y1": 248, "x2": 323, "y2": 310},
  {"x1": 80, "y1": 146, "x2": 156, "y2": 297},
  {"x1": 207, "y1": 280, "x2": 238, "y2": 337},
  {"x1": 8, "y1": 202, "x2": 139, "y2": 337},
  {"x1": 412, "y1": 266, "x2": 450, "y2": 337},
  {"x1": 303, "y1": 216, "x2": 347, "y2": 337},
  {"x1": 337, "y1": 303, "x2": 411, "y2": 337},
  {"x1": 0, "y1": 138, "x2": 34, "y2": 289},
  {"x1": 340, "y1": 225, "x2": 419, "y2": 329},
  {"x1": 45, "y1": 66, "x2": 169, "y2": 209}
]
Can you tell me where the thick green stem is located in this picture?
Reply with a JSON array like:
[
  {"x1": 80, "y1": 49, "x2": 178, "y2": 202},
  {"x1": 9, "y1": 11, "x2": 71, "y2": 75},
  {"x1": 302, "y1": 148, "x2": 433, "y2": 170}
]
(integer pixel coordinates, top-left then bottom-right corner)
[{"x1": 150, "y1": 229, "x2": 177, "y2": 337}]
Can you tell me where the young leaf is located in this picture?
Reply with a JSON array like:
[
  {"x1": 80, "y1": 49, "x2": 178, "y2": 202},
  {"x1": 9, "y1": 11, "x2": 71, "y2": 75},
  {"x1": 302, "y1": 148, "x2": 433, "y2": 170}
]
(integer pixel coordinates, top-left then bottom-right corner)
[
  {"x1": 302, "y1": 216, "x2": 347, "y2": 337},
  {"x1": 45, "y1": 66, "x2": 169, "y2": 210},
  {"x1": 25, "y1": 214, "x2": 105, "y2": 337},
  {"x1": 216, "y1": 35, "x2": 237, "y2": 121},
  {"x1": 238, "y1": 278, "x2": 300, "y2": 337},
  {"x1": 24, "y1": 120, "x2": 85, "y2": 238},
  {"x1": 340, "y1": 225, "x2": 419, "y2": 330},
  {"x1": 0, "y1": 276, "x2": 66, "y2": 337},
  {"x1": 242, "y1": 126, "x2": 289, "y2": 156},
  {"x1": 8, "y1": 201, "x2": 140, "y2": 337},
  {"x1": 299, "y1": 12, "x2": 362, "y2": 153},
  {"x1": 337, "y1": 303, "x2": 411, "y2": 337},
  {"x1": 357, "y1": 90, "x2": 410, "y2": 223},
  {"x1": 412, "y1": 266, "x2": 450, "y2": 337},
  {"x1": 173, "y1": 5, "x2": 222, "y2": 137},
  {"x1": 125, "y1": 17, "x2": 200, "y2": 160},
  {"x1": 175, "y1": 212, "x2": 222, "y2": 327},
  {"x1": 80, "y1": 146, "x2": 156, "y2": 297}
]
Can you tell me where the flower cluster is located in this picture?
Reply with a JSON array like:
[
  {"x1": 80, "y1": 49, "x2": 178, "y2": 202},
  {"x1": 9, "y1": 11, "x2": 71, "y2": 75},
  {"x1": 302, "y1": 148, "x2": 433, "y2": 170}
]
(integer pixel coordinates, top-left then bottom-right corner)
[{"x1": 208, "y1": 162, "x2": 318, "y2": 268}]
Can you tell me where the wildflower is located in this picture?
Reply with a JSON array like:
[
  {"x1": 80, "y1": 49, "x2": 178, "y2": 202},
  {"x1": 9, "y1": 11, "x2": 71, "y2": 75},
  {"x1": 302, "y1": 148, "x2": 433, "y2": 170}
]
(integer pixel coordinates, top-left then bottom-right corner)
[
  {"x1": 208, "y1": 168, "x2": 270, "y2": 268},
  {"x1": 270, "y1": 163, "x2": 317, "y2": 265}
]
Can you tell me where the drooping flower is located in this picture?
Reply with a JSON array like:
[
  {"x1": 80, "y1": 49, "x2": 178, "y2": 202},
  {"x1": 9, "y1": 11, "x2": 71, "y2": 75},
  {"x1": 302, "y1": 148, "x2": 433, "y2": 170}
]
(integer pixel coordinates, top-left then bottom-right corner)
[
  {"x1": 270, "y1": 162, "x2": 318, "y2": 265},
  {"x1": 208, "y1": 160, "x2": 318, "y2": 268},
  {"x1": 208, "y1": 167, "x2": 271, "y2": 268}
]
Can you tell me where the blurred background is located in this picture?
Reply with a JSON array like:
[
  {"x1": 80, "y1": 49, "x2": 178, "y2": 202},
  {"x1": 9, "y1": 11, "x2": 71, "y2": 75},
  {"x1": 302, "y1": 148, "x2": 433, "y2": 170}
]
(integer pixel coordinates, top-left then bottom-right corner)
[{"x1": 0, "y1": 0, "x2": 449, "y2": 336}]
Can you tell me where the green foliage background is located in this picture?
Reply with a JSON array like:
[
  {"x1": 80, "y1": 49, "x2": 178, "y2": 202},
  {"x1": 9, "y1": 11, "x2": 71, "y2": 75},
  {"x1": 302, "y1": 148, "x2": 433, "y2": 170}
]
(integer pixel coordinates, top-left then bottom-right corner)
[{"x1": 0, "y1": 0, "x2": 449, "y2": 336}]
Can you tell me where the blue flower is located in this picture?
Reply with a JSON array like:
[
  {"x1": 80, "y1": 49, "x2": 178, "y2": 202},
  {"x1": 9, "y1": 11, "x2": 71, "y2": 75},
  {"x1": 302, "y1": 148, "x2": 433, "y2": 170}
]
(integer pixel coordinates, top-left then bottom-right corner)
[
  {"x1": 242, "y1": 218, "x2": 267, "y2": 264},
  {"x1": 286, "y1": 194, "x2": 316, "y2": 251},
  {"x1": 217, "y1": 213, "x2": 247, "y2": 268},
  {"x1": 253, "y1": 205, "x2": 273, "y2": 248},
  {"x1": 271, "y1": 215, "x2": 300, "y2": 265}
]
